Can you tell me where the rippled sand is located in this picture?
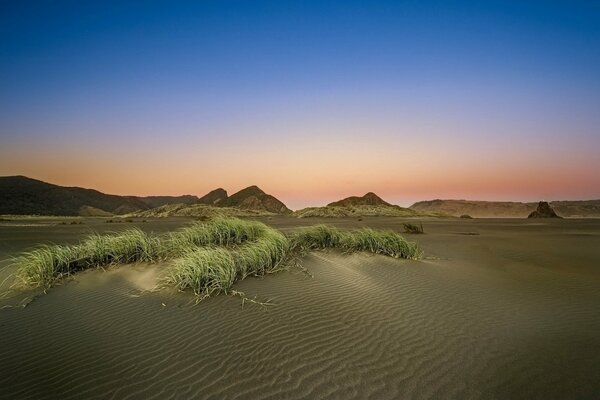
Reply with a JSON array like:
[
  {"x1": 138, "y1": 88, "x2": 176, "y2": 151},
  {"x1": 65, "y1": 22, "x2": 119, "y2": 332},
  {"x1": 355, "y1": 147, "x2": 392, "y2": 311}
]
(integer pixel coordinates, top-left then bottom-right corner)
[{"x1": 0, "y1": 217, "x2": 599, "y2": 399}]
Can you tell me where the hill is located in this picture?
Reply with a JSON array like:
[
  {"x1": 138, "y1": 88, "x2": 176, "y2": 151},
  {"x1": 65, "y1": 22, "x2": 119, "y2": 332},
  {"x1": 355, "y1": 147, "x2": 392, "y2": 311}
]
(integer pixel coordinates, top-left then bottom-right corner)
[
  {"x1": 410, "y1": 200, "x2": 532, "y2": 218},
  {"x1": 137, "y1": 185, "x2": 292, "y2": 216},
  {"x1": 221, "y1": 185, "x2": 291, "y2": 214},
  {"x1": 549, "y1": 200, "x2": 600, "y2": 218},
  {"x1": 134, "y1": 195, "x2": 199, "y2": 208},
  {"x1": 293, "y1": 205, "x2": 423, "y2": 218},
  {"x1": 198, "y1": 188, "x2": 228, "y2": 205},
  {"x1": 410, "y1": 199, "x2": 600, "y2": 218},
  {"x1": 1, "y1": 176, "x2": 293, "y2": 216},
  {"x1": 295, "y1": 192, "x2": 439, "y2": 218},
  {"x1": 328, "y1": 192, "x2": 391, "y2": 207},
  {"x1": 0, "y1": 176, "x2": 151, "y2": 216},
  {"x1": 126, "y1": 203, "x2": 274, "y2": 218}
]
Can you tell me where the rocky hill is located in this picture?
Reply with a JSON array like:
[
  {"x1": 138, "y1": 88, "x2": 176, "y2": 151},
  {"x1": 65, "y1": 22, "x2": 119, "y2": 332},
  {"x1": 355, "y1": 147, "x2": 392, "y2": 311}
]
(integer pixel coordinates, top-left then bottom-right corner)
[
  {"x1": 295, "y1": 192, "x2": 437, "y2": 218},
  {"x1": 198, "y1": 188, "x2": 228, "y2": 205},
  {"x1": 528, "y1": 201, "x2": 562, "y2": 218},
  {"x1": 328, "y1": 192, "x2": 391, "y2": 207},
  {"x1": 1, "y1": 177, "x2": 287, "y2": 217},
  {"x1": 221, "y1": 185, "x2": 291, "y2": 214}
]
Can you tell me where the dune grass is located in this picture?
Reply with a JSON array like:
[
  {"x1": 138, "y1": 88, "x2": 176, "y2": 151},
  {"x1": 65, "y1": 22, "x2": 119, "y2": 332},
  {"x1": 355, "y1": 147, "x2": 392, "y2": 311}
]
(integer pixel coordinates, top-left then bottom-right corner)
[
  {"x1": 289, "y1": 225, "x2": 422, "y2": 259},
  {"x1": 161, "y1": 217, "x2": 268, "y2": 258},
  {"x1": 13, "y1": 217, "x2": 422, "y2": 297},
  {"x1": 165, "y1": 229, "x2": 289, "y2": 296},
  {"x1": 14, "y1": 228, "x2": 158, "y2": 288}
]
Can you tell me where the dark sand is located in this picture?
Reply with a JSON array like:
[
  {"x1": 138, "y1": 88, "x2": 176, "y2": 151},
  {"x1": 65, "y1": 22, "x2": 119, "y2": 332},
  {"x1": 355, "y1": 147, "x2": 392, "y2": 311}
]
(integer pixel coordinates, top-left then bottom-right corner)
[{"x1": 1, "y1": 217, "x2": 599, "y2": 399}]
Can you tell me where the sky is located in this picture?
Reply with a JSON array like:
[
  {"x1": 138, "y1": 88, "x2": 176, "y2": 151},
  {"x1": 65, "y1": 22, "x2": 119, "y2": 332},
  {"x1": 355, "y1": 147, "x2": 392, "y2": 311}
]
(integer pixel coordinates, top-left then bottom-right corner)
[{"x1": 1, "y1": 0, "x2": 599, "y2": 209}]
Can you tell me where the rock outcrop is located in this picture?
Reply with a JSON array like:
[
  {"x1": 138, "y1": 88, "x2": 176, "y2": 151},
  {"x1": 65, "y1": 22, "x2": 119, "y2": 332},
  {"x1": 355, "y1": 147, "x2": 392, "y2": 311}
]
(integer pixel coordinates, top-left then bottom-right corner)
[{"x1": 527, "y1": 201, "x2": 562, "y2": 218}]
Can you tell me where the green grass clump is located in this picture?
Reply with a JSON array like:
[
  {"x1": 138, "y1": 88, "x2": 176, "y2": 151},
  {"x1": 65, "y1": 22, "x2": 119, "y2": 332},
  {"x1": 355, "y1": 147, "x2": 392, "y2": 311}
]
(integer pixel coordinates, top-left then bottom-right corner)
[
  {"x1": 288, "y1": 224, "x2": 343, "y2": 250},
  {"x1": 76, "y1": 228, "x2": 159, "y2": 265},
  {"x1": 341, "y1": 228, "x2": 422, "y2": 259},
  {"x1": 165, "y1": 229, "x2": 289, "y2": 296},
  {"x1": 167, "y1": 247, "x2": 237, "y2": 295},
  {"x1": 161, "y1": 216, "x2": 268, "y2": 257},
  {"x1": 13, "y1": 217, "x2": 422, "y2": 298},
  {"x1": 14, "y1": 228, "x2": 158, "y2": 288},
  {"x1": 14, "y1": 244, "x2": 78, "y2": 288},
  {"x1": 289, "y1": 225, "x2": 421, "y2": 260}
]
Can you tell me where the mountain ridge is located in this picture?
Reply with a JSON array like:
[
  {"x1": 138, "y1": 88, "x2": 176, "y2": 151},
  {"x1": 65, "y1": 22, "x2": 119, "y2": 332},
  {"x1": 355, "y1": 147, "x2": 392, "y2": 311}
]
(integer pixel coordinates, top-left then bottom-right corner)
[{"x1": 0, "y1": 176, "x2": 292, "y2": 216}]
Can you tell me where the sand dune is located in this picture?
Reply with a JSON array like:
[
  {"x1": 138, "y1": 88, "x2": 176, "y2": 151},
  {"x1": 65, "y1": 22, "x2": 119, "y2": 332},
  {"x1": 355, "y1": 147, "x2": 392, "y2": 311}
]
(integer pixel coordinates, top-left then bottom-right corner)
[{"x1": 1, "y1": 217, "x2": 599, "y2": 399}]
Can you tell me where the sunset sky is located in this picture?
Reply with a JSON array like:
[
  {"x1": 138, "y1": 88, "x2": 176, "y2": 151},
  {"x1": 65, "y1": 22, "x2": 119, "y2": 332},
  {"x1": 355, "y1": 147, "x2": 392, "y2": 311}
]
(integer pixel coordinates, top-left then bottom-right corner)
[{"x1": 1, "y1": 1, "x2": 599, "y2": 209}]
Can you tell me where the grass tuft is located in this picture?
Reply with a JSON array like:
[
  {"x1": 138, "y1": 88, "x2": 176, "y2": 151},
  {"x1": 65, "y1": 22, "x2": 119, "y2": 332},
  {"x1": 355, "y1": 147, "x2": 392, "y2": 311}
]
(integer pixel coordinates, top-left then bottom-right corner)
[
  {"x1": 165, "y1": 229, "x2": 289, "y2": 296},
  {"x1": 12, "y1": 217, "x2": 422, "y2": 297},
  {"x1": 288, "y1": 224, "x2": 343, "y2": 250},
  {"x1": 289, "y1": 225, "x2": 422, "y2": 260},
  {"x1": 14, "y1": 228, "x2": 159, "y2": 288},
  {"x1": 161, "y1": 217, "x2": 268, "y2": 258}
]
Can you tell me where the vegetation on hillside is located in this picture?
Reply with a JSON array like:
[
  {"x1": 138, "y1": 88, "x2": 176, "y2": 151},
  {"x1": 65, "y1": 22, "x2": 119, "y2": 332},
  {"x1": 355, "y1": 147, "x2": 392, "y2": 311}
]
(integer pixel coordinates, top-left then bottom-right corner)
[{"x1": 293, "y1": 205, "x2": 441, "y2": 218}]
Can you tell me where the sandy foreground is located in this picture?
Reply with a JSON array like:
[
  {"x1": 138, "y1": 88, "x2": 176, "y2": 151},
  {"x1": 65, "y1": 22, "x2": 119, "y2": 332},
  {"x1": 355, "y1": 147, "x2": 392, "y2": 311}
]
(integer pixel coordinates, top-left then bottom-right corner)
[{"x1": 0, "y1": 217, "x2": 599, "y2": 399}]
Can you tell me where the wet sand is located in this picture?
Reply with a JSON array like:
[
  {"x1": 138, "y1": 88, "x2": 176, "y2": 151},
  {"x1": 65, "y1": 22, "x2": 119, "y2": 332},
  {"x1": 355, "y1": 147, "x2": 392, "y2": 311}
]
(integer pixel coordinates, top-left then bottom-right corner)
[{"x1": 1, "y1": 217, "x2": 599, "y2": 399}]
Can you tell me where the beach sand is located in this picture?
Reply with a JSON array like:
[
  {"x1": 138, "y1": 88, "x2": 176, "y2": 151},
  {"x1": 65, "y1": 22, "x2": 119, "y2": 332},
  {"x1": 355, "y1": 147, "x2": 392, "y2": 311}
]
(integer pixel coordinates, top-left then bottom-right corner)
[{"x1": 0, "y1": 217, "x2": 599, "y2": 399}]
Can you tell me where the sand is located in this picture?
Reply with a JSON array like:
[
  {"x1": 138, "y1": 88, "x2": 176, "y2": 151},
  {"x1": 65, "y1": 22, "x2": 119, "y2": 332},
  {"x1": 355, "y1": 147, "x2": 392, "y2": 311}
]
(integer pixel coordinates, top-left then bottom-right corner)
[{"x1": 0, "y1": 217, "x2": 599, "y2": 399}]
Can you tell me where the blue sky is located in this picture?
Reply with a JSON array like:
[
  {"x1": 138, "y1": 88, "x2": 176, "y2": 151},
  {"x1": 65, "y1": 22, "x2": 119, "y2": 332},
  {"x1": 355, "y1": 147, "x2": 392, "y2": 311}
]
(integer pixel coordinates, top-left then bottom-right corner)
[{"x1": 1, "y1": 1, "x2": 599, "y2": 207}]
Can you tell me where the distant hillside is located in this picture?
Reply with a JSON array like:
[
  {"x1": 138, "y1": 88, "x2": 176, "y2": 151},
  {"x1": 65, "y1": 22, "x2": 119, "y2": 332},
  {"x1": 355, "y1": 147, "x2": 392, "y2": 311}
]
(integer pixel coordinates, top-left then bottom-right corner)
[
  {"x1": 1, "y1": 176, "x2": 293, "y2": 216},
  {"x1": 222, "y1": 185, "x2": 291, "y2": 214},
  {"x1": 410, "y1": 200, "x2": 532, "y2": 218},
  {"x1": 328, "y1": 192, "x2": 391, "y2": 207},
  {"x1": 198, "y1": 188, "x2": 228, "y2": 205},
  {"x1": 294, "y1": 205, "x2": 423, "y2": 218},
  {"x1": 0, "y1": 176, "x2": 151, "y2": 216},
  {"x1": 410, "y1": 199, "x2": 600, "y2": 218},
  {"x1": 127, "y1": 203, "x2": 275, "y2": 218},
  {"x1": 549, "y1": 200, "x2": 600, "y2": 218},
  {"x1": 134, "y1": 195, "x2": 199, "y2": 208},
  {"x1": 295, "y1": 192, "x2": 440, "y2": 218}
]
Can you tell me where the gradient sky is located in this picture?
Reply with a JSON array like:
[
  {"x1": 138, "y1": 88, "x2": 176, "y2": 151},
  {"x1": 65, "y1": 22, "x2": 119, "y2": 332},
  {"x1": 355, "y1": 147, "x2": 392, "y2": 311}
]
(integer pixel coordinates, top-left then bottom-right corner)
[{"x1": 1, "y1": 1, "x2": 599, "y2": 209}]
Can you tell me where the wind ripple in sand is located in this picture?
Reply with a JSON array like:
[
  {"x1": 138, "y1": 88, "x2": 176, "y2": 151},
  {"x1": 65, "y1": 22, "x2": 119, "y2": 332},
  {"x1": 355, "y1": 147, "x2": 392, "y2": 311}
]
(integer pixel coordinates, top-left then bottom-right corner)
[{"x1": 0, "y1": 247, "x2": 599, "y2": 399}]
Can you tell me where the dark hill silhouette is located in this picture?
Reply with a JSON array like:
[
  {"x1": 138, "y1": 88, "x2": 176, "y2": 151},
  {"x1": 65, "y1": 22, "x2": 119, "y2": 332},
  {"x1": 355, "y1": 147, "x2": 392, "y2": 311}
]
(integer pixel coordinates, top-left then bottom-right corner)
[
  {"x1": 223, "y1": 185, "x2": 291, "y2": 214},
  {"x1": 0, "y1": 176, "x2": 151, "y2": 216},
  {"x1": 198, "y1": 188, "x2": 228, "y2": 205},
  {"x1": 328, "y1": 192, "x2": 391, "y2": 207},
  {"x1": 134, "y1": 195, "x2": 199, "y2": 208},
  {"x1": 1, "y1": 177, "x2": 292, "y2": 216}
]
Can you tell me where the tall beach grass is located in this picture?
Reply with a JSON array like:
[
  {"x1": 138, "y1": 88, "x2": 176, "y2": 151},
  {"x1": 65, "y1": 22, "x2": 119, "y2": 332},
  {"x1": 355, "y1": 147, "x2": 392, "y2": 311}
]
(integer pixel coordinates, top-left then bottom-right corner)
[
  {"x1": 160, "y1": 217, "x2": 268, "y2": 258},
  {"x1": 13, "y1": 217, "x2": 422, "y2": 296},
  {"x1": 165, "y1": 229, "x2": 289, "y2": 296},
  {"x1": 14, "y1": 228, "x2": 158, "y2": 288},
  {"x1": 289, "y1": 225, "x2": 422, "y2": 260}
]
